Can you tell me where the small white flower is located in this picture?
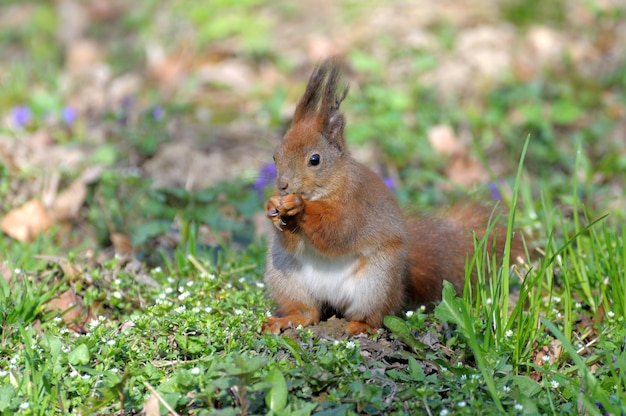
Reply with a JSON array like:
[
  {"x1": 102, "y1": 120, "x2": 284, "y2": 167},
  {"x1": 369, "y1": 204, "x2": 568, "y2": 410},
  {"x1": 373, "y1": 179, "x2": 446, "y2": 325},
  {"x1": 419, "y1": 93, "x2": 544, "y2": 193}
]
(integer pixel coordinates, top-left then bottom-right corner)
[
  {"x1": 110, "y1": 368, "x2": 119, "y2": 373},
  {"x1": 0, "y1": 370, "x2": 7, "y2": 377},
  {"x1": 19, "y1": 402, "x2": 29, "y2": 409},
  {"x1": 502, "y1": 385, "x2": 511, "y2": 392},
  {"x1": 153, "y1": 267, "x2": 162, "y2": 273},
  {"x1": 550, "y1": 380, "x2": 559, "y2": 389},
  {"x1": 112, "y1": 291, "x2": 122, "y2": 299},
  {"x1": 192, "y1": 307, "x2": 201, "y2": 313},
  {"x1": 191, "y1": 367, "x2": 201, "y2": 375},
  {"x1": 505, "y1": 329, "x2": 514, "y2": 338},
  {"x1": 174, "y1": 306, "x2": 186, "y2": 313},
  {"x1": 419, "y1": 305, "x2": 426, "y2": 312},
  {"x1": 107, "y1": 339, "x2": 116, "y2": 346},
  {"x1": 575, "y1": 302, "x2": 582, "y2": 309},
  {"x1": 256, "y1": 282, "x2": 265, "y2": 288},
  {"x1": 82, "y1": 374, "x2": 91, "y2": 380},
  {"x1": 334, "y1": 340, "x2": 340, "y2": 346},
  {"x1": 69, "y1": 370, "x2": 79, "y2": 377},
  {"x1": 607, "y1": 311, "x2": 615, "y2": 318},
  {"x1": 296, "y1": 324, "x2": 303, "y2": 330},
  {"x1": 14, "y1": 268, "x2": 21, "y2": 274},
  {"x1": 53, "y1": 316, "x2": 63, "y2": 323},
  {"x1": 178, "y1": 291, "x2": 190, "y2": 301},
  {"x1": 239, "y1": 277, "x2": 246, "y2": 283},
  {"x1": 458, "y1": 401, "x2": 467, "y2": 407},
  {"x1": 346, "y1": 341, "x2": 356, "y2": 349},
  {"x1": 167, "y1": 277, "x2": 176, "y2": 284},
  {"x1": 542, "y1": 354, "x2": 551, "y2": 362},
  {"x1": 205, "y1": 307, "x2": 214, "y2": 313},
  {"x1": 114, "y1": 278, "x2": 122, "y2": 286},
  {"x1": 514, "y1": 403, "x2": 524, "y2": 411},
  {"x1": 460, "y1": 374, "x2": 467, "y2": 381},
  {"x1": 186, "y1": 280, "x2": 194, "y2": 287},
  {"x1": 553, "y1": 296, "x2": 561, "y2": 303},
  {"x1": 234, "y1": 309, "x2": 244, "y2": 315},
  {"x1": 61, "y1": 345, "x2": 70, "y2": 353},
  {"x1": 165, "y1": 287, "x2": 174, "y2": 294},
  {"x1": 405, "y1": 310, "x2": 414, "y2": 318},
  {"x1": 471, "y1": 374, "x2": 480, "y2": 380},
  {"x1": 486, "y1": 298, "x2": 493, "y2": 305},
  {"x1": 440, "y1": 410, "x2": 450, "y2": 416}
]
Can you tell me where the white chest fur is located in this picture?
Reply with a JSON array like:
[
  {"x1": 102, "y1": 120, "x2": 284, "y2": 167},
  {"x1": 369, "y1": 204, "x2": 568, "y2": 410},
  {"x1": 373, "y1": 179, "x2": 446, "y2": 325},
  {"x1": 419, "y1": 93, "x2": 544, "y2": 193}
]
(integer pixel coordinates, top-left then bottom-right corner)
[{"x1": 294, "y1": 242, "x2": 361, "y2": 308}]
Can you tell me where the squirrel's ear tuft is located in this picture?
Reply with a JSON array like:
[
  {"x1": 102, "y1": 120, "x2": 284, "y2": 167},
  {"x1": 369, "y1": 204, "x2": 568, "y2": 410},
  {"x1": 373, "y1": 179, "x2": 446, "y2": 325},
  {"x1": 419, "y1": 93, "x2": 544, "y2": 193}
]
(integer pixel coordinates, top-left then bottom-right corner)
[
  {"x1": 321, "y1": 61, "x2": 349, "y2": 150},
  {"x1": 292, "y1": 59, "x2": 349, "y2": 151}
]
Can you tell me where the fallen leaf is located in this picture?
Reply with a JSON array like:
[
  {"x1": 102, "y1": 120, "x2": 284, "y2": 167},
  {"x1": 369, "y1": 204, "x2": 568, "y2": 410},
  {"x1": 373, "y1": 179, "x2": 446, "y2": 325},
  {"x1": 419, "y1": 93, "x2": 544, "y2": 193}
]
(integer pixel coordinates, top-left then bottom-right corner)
[
  {"x1": 428, "y1": 125, "x2": 465, "y2": 156},
  {"x1": 1, "y1": 199, "x2": 52, "y2": 242},
  {"x1": 143, "y1": 393, "x2": 161, "y2": 416},
  {"x1": 444, "y1": 154, "x2": 488, "y2": 188},
  {"x1": 111, "y1": 232, "x2": 135, "y2": 256},
  {"x1": 65, "y1": 39, "x2": 104, "y2": 77},
  {"x1": 34, "y1": 255, "x2": 82, "y2": 280},
  {"x1": 46, "y1": 288, "x2": 87, "y2": 333},
  {"x1": 50, "y1": 178, "x2": 87, "y2": 222},
  {"x1": 529, "y1": 339, "x2": 563, "y2": 381}
]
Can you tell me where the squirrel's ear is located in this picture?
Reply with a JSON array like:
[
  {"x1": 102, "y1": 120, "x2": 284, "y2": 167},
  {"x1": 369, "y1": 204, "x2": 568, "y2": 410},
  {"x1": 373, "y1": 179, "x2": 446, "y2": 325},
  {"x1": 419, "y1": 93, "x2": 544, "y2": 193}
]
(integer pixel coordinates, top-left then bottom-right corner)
[
  {"x1": 292, "y1": 59, "x2": 349, "y2": 151},
  {"x1": 293, "y1": 63, "x2": 326, "y2": 124},
  {"x1": 319, "y1": 60, "x2": 349, "y2": 151}
]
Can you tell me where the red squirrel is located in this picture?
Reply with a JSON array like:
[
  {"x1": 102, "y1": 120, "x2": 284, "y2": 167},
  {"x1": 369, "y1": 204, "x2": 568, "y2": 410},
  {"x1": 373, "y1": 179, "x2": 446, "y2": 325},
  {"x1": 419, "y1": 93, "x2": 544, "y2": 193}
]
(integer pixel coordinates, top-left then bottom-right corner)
[{"x1": 263, "y1": 59, "x2": 519, "y2": 335}]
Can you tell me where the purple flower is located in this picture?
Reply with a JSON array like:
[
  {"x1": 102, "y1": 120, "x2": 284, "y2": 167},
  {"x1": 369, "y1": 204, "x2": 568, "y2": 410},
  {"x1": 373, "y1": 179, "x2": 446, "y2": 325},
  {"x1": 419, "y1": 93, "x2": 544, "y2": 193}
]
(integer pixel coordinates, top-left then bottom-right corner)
[
  {"x1": 253, "y1": 163, "x2": 277, "y2": 196},
  {"x1": 489, "y1": 181, "x2": 502, "y2": 201},
  {"x1": 384, "y1": 176, "x2": 396, "y2": 190},
  {"x1": 12, "y1": 105, "x2": 31, "y2": 127},
  {"x1": 152, "y1": 106, "x2": 164, "y2": 121},
  {"x1": 61, "y1": 106, "x2": 77, "y2": 126}
]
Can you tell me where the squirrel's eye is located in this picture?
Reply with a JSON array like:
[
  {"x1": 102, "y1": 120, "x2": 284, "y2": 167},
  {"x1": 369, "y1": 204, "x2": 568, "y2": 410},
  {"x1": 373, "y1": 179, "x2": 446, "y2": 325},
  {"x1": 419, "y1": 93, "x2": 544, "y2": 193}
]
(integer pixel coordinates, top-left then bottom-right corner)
[{"x1": 309, "y1": 154, "x2": 320, "y2": 166}]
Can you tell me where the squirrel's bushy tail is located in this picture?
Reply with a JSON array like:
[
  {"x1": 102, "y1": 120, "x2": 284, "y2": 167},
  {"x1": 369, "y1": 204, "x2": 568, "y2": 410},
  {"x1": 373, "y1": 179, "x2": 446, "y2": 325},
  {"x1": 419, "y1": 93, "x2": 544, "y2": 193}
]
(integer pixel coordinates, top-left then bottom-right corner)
[{"x1": 405, "y1": 203, "x2": 524, "y2": 309}]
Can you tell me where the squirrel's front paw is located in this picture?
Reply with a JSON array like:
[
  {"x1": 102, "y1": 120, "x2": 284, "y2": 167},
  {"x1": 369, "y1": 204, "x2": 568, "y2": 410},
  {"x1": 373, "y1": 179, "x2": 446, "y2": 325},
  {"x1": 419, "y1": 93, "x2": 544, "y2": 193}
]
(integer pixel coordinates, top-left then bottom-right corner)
[
  {"x1": 279, "y1": 194, "x2": 304, "y2": 217},
  {"x1": 265, "y1": 196, "x2": 286, "y2": 230}
]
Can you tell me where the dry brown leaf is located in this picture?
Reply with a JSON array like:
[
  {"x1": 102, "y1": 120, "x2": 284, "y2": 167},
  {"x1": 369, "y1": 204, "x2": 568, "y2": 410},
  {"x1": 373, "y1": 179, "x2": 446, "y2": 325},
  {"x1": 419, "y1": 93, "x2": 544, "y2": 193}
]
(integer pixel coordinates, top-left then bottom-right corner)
[
  {"x1": 428, "y1": 125, "x2": 465, "y2": 156},
  {"x1": 65, "y1": 39, "x2": 104, "y2": 77},
  {"x1": 111, "y1": 232, "x2": 135, "y2": 256},
  {"x1": 46, "y1": 288, "x2": 86, "y2": 333},
  {"x1": 1, "y1": 199, "x2": 52, "y2": 242},
  {"x1": 146, "y1": 43, "x2": 189, "y2": 89},
  {"x1": 34, "y1": 255, "x2": 82, "y2": 280},
  {"x1": 529, "y1": 339, "x2": 563, "y2": 381},
  {"x1": 50, "y1": 178, "x2": 87, "y2": 222},
  {"x1": 143, "y1": 393, "x2": 161, "y2": 416},
  {"x1": 444, "y1": 154, "x2": 489, "y2": 188}
]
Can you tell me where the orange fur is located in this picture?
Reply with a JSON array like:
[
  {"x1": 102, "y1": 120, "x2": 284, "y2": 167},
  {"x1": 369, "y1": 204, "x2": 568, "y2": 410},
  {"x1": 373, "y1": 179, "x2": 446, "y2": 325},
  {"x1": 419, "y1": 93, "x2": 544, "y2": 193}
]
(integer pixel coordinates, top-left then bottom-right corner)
[{"x1": 262, "y1": 60, "x2": 522, "y2": 335}]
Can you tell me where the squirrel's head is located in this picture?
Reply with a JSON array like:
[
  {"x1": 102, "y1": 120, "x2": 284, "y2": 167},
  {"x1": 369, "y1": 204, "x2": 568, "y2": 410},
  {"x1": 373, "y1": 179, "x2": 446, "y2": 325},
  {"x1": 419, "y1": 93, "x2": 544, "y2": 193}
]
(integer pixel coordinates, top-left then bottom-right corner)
[{"x1": 273, "y1": 59, "x2": 350, "y2": 200}]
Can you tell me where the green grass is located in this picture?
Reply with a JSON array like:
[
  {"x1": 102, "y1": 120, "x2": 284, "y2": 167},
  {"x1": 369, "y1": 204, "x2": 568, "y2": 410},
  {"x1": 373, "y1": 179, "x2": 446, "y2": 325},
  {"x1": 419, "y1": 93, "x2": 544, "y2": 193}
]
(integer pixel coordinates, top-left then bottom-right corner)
[
  {"x1": 1, "y1": 1, "x2": 626, "y2": 414},
  {"x1": 1, "y1": 158, "x2": 624, "y2": 414}
]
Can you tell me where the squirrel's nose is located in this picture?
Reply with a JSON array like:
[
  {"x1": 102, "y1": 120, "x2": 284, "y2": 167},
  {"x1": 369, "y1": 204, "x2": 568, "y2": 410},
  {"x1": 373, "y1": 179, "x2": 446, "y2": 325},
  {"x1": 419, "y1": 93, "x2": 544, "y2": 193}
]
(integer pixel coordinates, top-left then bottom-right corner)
[{"x1": 277, "y1": 178, "x2": 289, "y2": 191}]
